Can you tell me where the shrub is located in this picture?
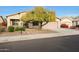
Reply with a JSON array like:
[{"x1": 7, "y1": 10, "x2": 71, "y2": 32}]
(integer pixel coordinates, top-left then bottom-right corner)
[
  {"x1": 0, "y1": 23, "x2": 6, "y2": 32},
  {"x1": 15, "y1": 27, "x2": 20, "y2": 31},
  {"x1": 60, "y1": 24, "x2": 68, "y2": 28},
  {"x1": 19, "y1": 27, "x2": 25, "y2": 31},
  {"x1": 8, "y1": 26, "x2": 14, "y2": 32},
  {"x1": 1, "y1": 28, "x2": 6, "y2": 32},
  {"x1": 70, "y1": 26, "x2": 76, "y2": 29},
  {"x1": 15, "y1": 27, "x2": 25, "y2": 31}
]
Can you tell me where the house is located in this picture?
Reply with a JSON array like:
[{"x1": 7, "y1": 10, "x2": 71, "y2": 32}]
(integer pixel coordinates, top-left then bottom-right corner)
[
  {"x1": 0, "y1": 16, "x2": 4, "y2": 24},
  {"x1": 60, "y1": 17, "x2": 74, "y2": 28},
  {"x1": 6, "y1": 11, "x2": 26, "y2": 28},
  {"x1": 0, "y1": 16, "x2": 6, "y2": 27},
  {"x1": 6, "y1": 11, "x2": 43, "y2": 29},
  {"x1": 72, "y1": 17, "x2": 79, "y2": 26},
  {"x1": 6, "y1": 8, "x2": 60, "y2": 30},
  {"x1": 6, "y1": 11, "x2": 61, "y2": 30}
]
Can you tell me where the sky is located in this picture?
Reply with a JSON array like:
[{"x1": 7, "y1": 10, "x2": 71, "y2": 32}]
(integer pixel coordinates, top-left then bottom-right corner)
[{"x1": 0, "y1": 6, "x2": 79, "y2": 18}]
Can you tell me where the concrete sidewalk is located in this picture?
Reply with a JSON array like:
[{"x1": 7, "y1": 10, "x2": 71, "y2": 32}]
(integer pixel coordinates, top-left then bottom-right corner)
[{"x1": 0, "y1": 28, "x2": 79, "y2": 43}]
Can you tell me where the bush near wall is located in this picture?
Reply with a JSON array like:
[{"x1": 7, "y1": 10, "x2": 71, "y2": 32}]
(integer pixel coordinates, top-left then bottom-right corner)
[
  {"x1": 8, "y1": 26, "x2": 14, "y2": 32},
  {"x1": 15, "y1": 27, "x2": 20, "y2": 31},
  {"x1": 15, "y1": 27, "x2": 25, "y2": 31},
  {"x1": 1, "y1": 27, "x2": 6, "y2": 32},
  {"x1": 19, "y1": 27, "x2": 25, "y2": 31}
]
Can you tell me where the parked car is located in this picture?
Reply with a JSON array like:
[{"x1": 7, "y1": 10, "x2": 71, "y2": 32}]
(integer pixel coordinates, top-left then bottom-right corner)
[
  {"x1": 60, "y1": 24, "x2": 69, "y2": 28},
  {"x1": 70, "y1": 26, "x2": 76, "y2": 29}
]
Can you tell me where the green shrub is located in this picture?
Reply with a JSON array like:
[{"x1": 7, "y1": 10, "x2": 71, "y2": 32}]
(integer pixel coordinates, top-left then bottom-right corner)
[
  {"x1": 19, "y1": 27, "x2": 25, "y2": 31},
  {"x1": 8, "y1": 26, "x2": 14, "y2": 32},
  {"x1": 15, "y1": 27, "x2": 25, "y2": 31},
  {"x1": 15, "y1": 27, "x2": 20, "y2": 31}
]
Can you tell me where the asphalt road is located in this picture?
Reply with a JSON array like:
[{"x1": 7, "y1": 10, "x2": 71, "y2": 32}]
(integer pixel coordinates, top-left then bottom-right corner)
[{"x1": 0, "y1": 35, "x2": 79, "y2": 52}]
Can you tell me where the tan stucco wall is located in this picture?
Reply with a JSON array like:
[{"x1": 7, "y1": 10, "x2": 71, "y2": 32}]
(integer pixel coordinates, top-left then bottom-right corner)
[{"x1": 42, "y1": 18, "x2": 60, "y2": 30}]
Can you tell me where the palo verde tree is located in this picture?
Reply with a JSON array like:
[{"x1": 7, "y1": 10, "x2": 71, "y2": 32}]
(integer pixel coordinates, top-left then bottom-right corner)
[{"x1": 21, "y1": 6, "x2": 56, "y2": 29}]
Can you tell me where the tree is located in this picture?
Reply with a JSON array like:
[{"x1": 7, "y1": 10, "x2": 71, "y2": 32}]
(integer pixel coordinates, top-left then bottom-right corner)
[
  {"x1": 49, "y1": 11, "x2": 56, "y2": 22},
  {"x1": 21, "y1": 6, "x2": 56, "y2": 29},
  {"x1": 21, "y1": 12, "x2": 34, "y2": 22}
]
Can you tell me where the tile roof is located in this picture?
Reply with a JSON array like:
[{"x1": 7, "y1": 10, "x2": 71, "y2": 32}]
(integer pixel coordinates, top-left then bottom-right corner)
[{"x1": 6, "y1": 11, "x2": 27, "y2": 17}]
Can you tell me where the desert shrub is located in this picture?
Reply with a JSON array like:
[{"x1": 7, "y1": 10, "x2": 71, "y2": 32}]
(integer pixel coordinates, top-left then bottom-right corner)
[
  {"x1": 0, "y1": 23, "x2": 6, "y2": 32},
  {"x1": 1, "y1": 27, "x2": 6, "y2": 32},
  {"x1": 60, "y1": 24, "x2": 68, "y2": 28},
  {"x1": 15, "y1": 27, "x2": 20, "y2": 31},
  {"x1": 70, "y1": 26, "x2": 76, "y2": 29},
  {"x1": 19, "y1": 27, "x2": 25, "y2": 31},
  {"x1": 8, "y1": 26, "x2": 14, "y2": 32},
  {"x1": 15, "y1": 27, "x2": 25, "y2": 31}
]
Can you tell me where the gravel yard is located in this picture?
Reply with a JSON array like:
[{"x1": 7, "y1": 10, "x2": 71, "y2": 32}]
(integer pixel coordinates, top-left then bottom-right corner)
[{"x1": 0, "y1": 29, "x2": 57, "y2": 37}]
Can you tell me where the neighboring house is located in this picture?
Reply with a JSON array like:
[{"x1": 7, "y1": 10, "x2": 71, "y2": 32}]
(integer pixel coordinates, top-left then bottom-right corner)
[
  {"x1": 0, "y1": 16, "x2": 4, "y2": 24},
  {"x1": 0, "y1": 16, "x2": 6, "y2": 27},
  {"x1": 60, "y1": 17, "x2": 74, "y2": 28},
  {"x1": 72, "y1": 17, "x2": 79, "y2": 26}
]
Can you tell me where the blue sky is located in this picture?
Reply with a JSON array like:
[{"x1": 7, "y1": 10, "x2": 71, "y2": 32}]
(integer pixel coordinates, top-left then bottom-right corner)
[{"x1": 0, "y1": 6, "x2": 79, "y2": 17}]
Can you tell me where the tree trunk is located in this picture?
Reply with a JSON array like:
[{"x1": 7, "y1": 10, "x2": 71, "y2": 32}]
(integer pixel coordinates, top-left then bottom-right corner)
[
  {"x1": 42, "y1": 21, "x2": 48, "y2": 26},
  {"x1": 39, "y1": 21, "x2": 42, "y2": 29},
  {"x1": 39, "y1": 21, "x2": 48, "y2": 29}
]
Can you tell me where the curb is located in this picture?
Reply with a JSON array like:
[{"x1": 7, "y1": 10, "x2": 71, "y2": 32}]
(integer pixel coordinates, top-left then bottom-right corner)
[{"x1": 0, "y1": 31, "x2": 79, "y2": 43}]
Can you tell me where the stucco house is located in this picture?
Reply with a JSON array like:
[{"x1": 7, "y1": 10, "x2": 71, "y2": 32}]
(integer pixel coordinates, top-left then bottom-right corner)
[
  {"x1": 60, "y1": 17, "x2": 74, "y2": 28},
  {"x1": 72, "y1": 17, "x2": 79, "y2": 26},
  {"x1": 6, "y1": 11, "x2": 25, "y2": 28},
  {"x1": 0, "y1": 16, "x2": 4, "y2": 24},
  {"x1": 6, "y1": 11, "x2": 42, "y2": 29},
  {"x1": 6, "y1": 11, "x2": 61, "y2": 30},
  {"x1": 0, "y1": 16, "x2": 6, "y2": 27}
]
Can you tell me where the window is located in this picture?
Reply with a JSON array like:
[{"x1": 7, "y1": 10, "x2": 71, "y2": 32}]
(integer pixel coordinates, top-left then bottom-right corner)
[
  {"x1": 10, "y1": 19, "x2": 19, "y2": 26},
  {"x1": 13, "y1": 21, "x2": 18, "y2": 25}
]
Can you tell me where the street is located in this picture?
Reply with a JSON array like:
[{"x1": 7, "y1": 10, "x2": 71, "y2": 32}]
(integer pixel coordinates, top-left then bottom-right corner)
[{"x1": 0, "y1": 35, "x2": 79, "y2": 52}]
